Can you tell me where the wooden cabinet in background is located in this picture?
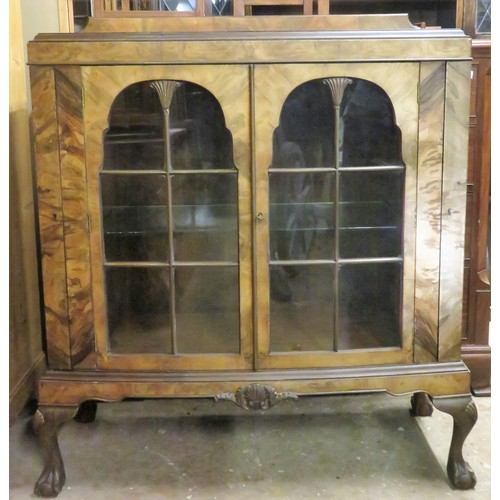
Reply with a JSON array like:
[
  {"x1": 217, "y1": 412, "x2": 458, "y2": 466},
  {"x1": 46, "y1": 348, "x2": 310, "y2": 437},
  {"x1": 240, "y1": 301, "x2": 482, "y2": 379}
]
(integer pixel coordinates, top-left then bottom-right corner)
[{"x1": 461, "y1": 39, "x2": 491, "y2": 395}]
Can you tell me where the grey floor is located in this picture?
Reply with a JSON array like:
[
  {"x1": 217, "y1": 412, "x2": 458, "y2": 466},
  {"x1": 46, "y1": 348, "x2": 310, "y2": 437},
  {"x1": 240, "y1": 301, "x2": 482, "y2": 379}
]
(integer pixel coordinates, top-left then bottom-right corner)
[{"x1": 10, "y1": 393, "x2": 491, "y2": 499}]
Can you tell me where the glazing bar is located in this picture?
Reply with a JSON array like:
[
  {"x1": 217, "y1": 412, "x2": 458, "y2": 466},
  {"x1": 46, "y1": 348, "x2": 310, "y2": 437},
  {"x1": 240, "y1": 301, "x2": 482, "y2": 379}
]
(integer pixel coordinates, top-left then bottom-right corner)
[
  {"x1": 150, "y1": 80, "x2": 182, "y2": 355},
  {"x1": 323, "y1": 77, "x2": 352, "y2": 353},
  {"x1": 163, "y1": 108, "x2": 178, "y2": 355}
]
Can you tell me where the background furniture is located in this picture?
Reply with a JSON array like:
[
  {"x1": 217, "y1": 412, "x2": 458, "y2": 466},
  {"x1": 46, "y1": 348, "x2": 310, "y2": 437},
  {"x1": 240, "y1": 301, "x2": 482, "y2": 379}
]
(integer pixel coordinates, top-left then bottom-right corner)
[{"x1": 233, "y1": 0, "x2": 314, "y2": 15}]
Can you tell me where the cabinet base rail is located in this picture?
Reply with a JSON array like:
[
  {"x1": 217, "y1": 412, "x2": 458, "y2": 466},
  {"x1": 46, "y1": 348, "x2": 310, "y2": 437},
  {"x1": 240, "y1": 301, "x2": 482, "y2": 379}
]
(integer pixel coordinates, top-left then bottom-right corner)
[{"x1": 32, "y1": 362, "x2": 477, "y2": 496}]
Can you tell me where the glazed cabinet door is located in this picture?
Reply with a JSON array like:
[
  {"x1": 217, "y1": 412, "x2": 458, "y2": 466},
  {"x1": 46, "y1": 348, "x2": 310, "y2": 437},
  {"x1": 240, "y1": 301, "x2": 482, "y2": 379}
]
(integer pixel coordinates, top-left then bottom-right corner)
[
  {"x1": 83, "y1": 65, "x2": 253, "y2": 371},
  {"x1": 253, "y1": 63, "x2": 419, "y2": 369}
]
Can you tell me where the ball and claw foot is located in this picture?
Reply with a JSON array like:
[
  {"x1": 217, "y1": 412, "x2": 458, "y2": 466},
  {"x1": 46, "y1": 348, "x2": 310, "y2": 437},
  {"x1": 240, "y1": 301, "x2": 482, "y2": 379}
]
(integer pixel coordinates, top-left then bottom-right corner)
[
  {"x1": 447, "y1": 456, "x2": 477, "y2": 490},
  {"x1": 33, "y1": 406, "x2": 78, "y2": 498},
  {"x1": 34, "y1": 465, "x2": 66, "y2": 498},
  {"x1": 432, "y1": 395, "x2": 478, "y2": 490}
]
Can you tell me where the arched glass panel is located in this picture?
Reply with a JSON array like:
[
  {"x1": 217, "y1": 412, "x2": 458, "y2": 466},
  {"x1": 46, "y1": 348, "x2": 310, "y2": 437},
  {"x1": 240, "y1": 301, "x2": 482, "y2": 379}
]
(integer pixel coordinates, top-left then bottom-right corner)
[
  {"x1": 269, "y1": 77, "x2": 404, "y2": 352},
  {"x1": 101, "y1": 80, "x2": 240, "y2": 355}
]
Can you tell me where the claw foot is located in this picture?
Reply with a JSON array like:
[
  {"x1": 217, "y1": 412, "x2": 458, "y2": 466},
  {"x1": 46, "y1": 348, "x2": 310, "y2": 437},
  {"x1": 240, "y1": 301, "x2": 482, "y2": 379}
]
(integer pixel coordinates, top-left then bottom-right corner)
[
  {"x1": 34, "y1": 465, "x2": 66, "y2": 498},
  {"x1": 432, "y1": 395, "x2": 478, "y2": 490},
  {"x1": 448, "y1": 457, "x2": 477, "y2": 490},
  {"x1": 33, "y1": 406, "x2": 77, "y2": 498}
]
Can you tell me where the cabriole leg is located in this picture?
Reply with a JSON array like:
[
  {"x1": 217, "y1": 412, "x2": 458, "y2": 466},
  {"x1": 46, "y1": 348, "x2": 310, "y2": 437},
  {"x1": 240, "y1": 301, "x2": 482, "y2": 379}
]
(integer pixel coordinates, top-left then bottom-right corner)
[
  {"x1": 432, "y1": 395, "x2": 478, "y2": 490},
  {"x1": 74, "y1": 400, "x2": 98, "y2": 424},
  {"x1": 410, "y1": 392, "x2": 434, "y2": 416},
  {"x1": 33, "y1": 405, "x2": 78, "y2": 498}
]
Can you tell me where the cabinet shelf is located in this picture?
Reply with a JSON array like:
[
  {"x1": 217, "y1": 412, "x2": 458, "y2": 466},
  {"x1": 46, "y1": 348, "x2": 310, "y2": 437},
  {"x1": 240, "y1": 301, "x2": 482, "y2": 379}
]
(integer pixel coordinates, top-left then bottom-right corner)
[
  {"x1": 269, "y1": 165, "x2": 405, "y2": 172},
  {"x1": 105, "y1": 127, "x2": 187, "y2": 144},
  {"x1": 103, "y1": 261, "x2": 238, "y2": 267},
  {"x1": 269, "y1": 226, "x2": 399, "y2": 232}
]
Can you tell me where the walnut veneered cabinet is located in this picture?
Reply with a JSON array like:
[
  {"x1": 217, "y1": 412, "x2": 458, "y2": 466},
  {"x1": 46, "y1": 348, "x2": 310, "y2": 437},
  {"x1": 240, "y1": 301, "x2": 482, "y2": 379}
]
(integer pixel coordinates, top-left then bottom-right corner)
[{"x1": 27, "y1": 15, "x2": 477, "y2": 497}]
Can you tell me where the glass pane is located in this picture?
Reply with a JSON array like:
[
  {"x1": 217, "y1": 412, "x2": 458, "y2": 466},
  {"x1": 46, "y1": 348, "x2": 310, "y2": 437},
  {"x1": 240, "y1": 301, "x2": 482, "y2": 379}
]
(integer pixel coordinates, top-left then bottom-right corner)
[
  {"x1": 176, "y1": 267, "x2": 239, "y2": 353},
  {"x1": 101, "y1": 174, "x2": 169, "y2": 262},
  {"x1": 104, "y1": 81, "x2": 164, "y2": 171},
  {"x1": 172, "y1": 174, "x2": 238, "y2": 262},
  {"x1": 272, "y1": 80, "x2": 335, "y2": 169},
  {"x1": 322, "y1": 1, "x2": 457, "y2": 29},
  {"x1": 172, "y1": 82, "x2": 234, "y2": 170},
  {"x1": 103, "y1": 135, "x2": 164, "y2": 171},
  {"x1": 476, "y1": 0, "x2": 491, "y2": 34},
  {"x1": 269, "y1": 173, "x2": 335, "y2": 261},
  {"x1": 341, "y1": 79, "x2": 403, "y2": 167},
  {"x1": 124, "y1": 0, "x2": 196, "y2": 11},
  {"x1": 103, "y1": 81, "x2": 235, "y2": 171},
  {"x1": 270, "y1": 265, "x2": 334, "y2": 352},
  {"x1": 339, "y1": 171, "x2": 404, "y2": 259},
  {"x1": 211, "y1": 0, "x2": 232, "y2": 15},
  {"x1": 106, "y1": 267, "x2": 172, "y2": 354},
  {"x1": 165, "y1": 0, "x2": 196, "y2": 12},
  {"x1": 337, "y1": 262, "x2": 402, "y2": 350}
]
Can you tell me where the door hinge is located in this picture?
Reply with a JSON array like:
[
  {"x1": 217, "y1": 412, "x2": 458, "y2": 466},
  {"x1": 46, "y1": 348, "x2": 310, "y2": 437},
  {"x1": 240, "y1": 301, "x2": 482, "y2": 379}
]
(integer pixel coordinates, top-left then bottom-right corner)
[
  {"x1": 81, "y1": 85, "x2": 85, "y2": 108},
  {"x1": 87, "y1": 213, "x2": 92, "y2": 233}
]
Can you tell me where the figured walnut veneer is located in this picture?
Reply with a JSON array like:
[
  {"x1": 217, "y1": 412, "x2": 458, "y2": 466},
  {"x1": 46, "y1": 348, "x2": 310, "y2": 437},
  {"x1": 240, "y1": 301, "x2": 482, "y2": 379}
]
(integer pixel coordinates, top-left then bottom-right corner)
[
  {"x1": 31, "y1": 67, "x2": 71, "y2": 370},
  {"x1": 27, "y1": 16, "x2": 475, "y2": 495},
  {"x1": 414, "y1": 62, "x2": 446, "y2": 363}
]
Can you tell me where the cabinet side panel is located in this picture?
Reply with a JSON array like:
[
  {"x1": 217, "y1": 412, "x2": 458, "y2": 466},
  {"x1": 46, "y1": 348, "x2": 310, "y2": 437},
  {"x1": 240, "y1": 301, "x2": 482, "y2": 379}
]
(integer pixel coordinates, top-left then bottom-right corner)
[
  {"x1": 30, "y1": 66, "x2": 71, "y2": 369},
  {"x1": 414, "y1": 62, "x2": 446, "y2": 363},
  {"x1": 55, "y1": 67, "x2": 95, "y2": 367},
  {"x1": 439, "y1": 60, "x2": 471, "y2": 361}
]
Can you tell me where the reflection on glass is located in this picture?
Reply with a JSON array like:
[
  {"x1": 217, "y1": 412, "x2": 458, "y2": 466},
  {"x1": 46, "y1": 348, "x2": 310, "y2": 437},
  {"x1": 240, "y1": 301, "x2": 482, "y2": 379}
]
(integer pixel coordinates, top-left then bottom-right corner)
[
  {"x1": 269, "y1": 77, "x2": 405, "y2": 353},
  {"x1": 339, "y1": 171, "x2": 404, "y2": 259},
  {"x1": 271, "y1": 80, "x2": 334, "y2": 169},
  {"x1": 341, "y1": 79, "x2": 403, "y2": 167},
  {"x1": 476, "y1": 0, "x2": 491, "y2": 34},
  {"x1": 176, "y1": 267, "x2": 240, "y2": 353},
  {"x1": 101, "y1": 174, "x2": 169, "y2": 262},
  {"x1": 103, "y1": 134, "x2": 164, "y2": 170},
  {"x1": 337, "y1": 263, "x2": 402, "y2": 349},
  {"x1": 211, "y1": 0, "x2": 232, "y2": 15},
  {"x1": 128, "y1": 0, "x2": 196, "y2": 11},
  {"x1": 270, "y1": 265, "x2": 334, "y2": 352},
  {"x1": 106, "y1": 267, "x2": 172, "y2": 354},
  {"x1": 103, "y1": 81, "x2": 234, "y2": 171},
  {"x1": 172, "y1": 174, "x2": 238, "y2": 261},
  {"x1": 103, "y1": 81, "x2": 163, "y2": 171},
  {"x1": 269, "y1": 173, "x2": 335, "y2": 260},
  {"x1": 102, "y1": 79, "x2": 240, "y2": 356}
]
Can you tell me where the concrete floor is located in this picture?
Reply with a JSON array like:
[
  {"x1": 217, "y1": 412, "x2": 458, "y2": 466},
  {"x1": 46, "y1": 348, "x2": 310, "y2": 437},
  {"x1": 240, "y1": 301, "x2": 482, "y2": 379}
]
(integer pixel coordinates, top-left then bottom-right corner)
[{"x1": 10, "y1": 393, "x2": 490, "y2": 499}]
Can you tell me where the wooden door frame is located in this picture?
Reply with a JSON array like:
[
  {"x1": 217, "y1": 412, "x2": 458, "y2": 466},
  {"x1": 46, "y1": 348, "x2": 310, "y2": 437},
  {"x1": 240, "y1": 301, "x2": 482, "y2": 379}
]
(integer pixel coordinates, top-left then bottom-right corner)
[
  {"x1": 82, "y1": 64, "x2": 253, "y2": 371},
  {"x1": 253, "y1": 62, "x2": 419, "y2": 370},
  {"x1": 58, "y1": 0, "x2": 75, "y2": 32}
]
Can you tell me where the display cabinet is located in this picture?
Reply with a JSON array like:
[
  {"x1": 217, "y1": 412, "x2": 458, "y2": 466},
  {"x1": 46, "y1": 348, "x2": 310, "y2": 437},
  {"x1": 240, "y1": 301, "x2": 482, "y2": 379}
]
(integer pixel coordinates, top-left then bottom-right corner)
[{"x1": 28, "y1": 14, "x2": 475, "y2": 497}]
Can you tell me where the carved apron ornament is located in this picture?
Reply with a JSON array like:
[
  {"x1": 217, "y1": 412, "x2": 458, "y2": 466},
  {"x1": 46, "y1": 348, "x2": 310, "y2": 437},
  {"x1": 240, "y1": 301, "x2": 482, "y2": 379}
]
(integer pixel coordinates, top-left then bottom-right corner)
[{"x1": 215, "y1": 384, "x2": 298, "y2": 410}]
